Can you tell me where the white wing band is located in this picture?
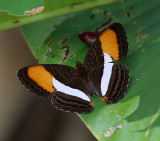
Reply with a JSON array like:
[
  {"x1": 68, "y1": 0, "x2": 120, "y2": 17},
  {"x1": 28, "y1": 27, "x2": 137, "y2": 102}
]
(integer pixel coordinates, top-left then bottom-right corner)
[
  {"x1": 104, "y1": 53, "x2": 113, "y2": 63},
  {"x1": 53, "y1": 78, "x2": 91, "y2": 102},
  {"x1": 101, "y1": 54, "x2": 113, "y2": 96}
]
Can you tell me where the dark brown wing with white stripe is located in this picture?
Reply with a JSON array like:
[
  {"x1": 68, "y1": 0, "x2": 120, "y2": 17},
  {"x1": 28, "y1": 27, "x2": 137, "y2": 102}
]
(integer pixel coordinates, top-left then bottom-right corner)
[
  {"x1": 17, "y1": 64, "x2": 94, "y2": 113},
  {"x1": 17, "y1": 64, "x2": 86, "y2": 97},
  {"x1": 85, "y1": 55, "x2": 129, "y2": 104},
  {"x1": 44, "y1": 64, "x2": 86, "y2": 93},
  {"x1": 85, "y1": 23, "x2": 129, "y2": 103},
  {"x1": 95, "y1": 63, "x2": 129, "y2": 103},
  {"x1": 52, "y1": 76, "x2": 94, "y2": 113}
]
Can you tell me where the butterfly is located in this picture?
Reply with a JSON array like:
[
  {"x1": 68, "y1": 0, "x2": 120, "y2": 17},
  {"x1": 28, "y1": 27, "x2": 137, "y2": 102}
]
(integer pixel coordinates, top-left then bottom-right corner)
[{"x1": 17, "y1": 23, "x2": 129, "y2": 114}]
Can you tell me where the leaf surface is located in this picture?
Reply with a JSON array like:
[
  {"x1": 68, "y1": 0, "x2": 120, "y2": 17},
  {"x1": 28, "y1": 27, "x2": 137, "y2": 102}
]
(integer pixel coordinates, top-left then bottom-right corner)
[
  {"x1": 0, "y1": 0, "x2": 116, "y2": 30},
  {"x1": 21, "y1": 0, "x2": 160, "y2": 140}
]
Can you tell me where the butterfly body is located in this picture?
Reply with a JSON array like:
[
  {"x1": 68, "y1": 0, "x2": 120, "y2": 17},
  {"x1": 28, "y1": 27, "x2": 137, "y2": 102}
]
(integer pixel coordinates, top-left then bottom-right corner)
[
  {"x1": 75, "y1": 61, "x2": 96, "y2": 96},
  {"x1": 18, "y1": 23, "x2": 129, "y2": 113}
]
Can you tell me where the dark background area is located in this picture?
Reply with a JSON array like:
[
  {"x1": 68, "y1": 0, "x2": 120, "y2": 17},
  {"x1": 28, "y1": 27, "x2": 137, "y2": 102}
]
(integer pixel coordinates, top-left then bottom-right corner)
[{"x1": 0, "y1": 28, "x2": 97, "y2": 141}]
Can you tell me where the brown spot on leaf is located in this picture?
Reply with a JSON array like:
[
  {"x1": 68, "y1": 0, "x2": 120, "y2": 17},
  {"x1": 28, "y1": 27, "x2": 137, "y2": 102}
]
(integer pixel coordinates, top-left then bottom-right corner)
[
  {"x1": 136, "y1": 34, "x2": 148, "y2": 42},
  {"x1": 25, "y1": 6, "x2": 44, "y2": 15},
  {"x1": 103, "y1": 10, "x2": 108, "y2": 16},
  {"x1": 129, "y1": 5, "x2": 133, "y2": 9},
  {"x1": 105, "y1": 125, "x2": 122, "y2": 137},
  {"x1": 48, "y1": 35, "x2": 65, "y2": 47},
  {"x1": 70, "y1": 2, "x2": 82, "y2": 8},
  {"x1": 60, "y1": 45, "x2": 74, "y2": 63},
  {"x1": 61, "y1": 38, "x2": 69, "y2": 45},
  {"x1": 48, "y1": 39, "x2": 56, "y2": 48},
  {"x1": 60, "y1": 46, "x2": 70, "y2": 55},
  {"x1": 43, "y1": 47, "x2": 52, "y2": 64},
  {"x1": 13, "y1": 20, "x2": 19, "y2": 24},
  {"x1": 90, "y1": 14, "x2": 95, "y2": 19},
  {"x1": 93, "y1": 9, "x2": 99, "y2": 14},
  {"x1": 126, "y1": 12, "x2": 130, "y2": 18},
  {"x1": 44, "y1": 35, "x2": 66, "y2": 63},
  {"x1": 69, "y1": 54, "x2": 74, "y2": 58}
]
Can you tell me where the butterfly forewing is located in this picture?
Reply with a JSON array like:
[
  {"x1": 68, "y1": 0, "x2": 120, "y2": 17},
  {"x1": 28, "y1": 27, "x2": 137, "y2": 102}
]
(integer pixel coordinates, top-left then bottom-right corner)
[
  {"x1": 17, "y1": 65, "x2": 55, "y2": 97},
  {"x1": 98, "y1": 23, "x2": 128, "y2": 61},
  {"x1": 84, "y1": 39, "x2": 104, "y2": 68}
]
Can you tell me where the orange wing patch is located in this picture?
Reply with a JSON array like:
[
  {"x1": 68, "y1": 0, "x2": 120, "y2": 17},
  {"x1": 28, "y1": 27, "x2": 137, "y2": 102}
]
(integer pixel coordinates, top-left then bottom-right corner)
[
  {"x1": 100, "y1": 96, "x2": 109, "y2": 103},
  {"x1": 28, "y1": 66, "x2": 55, "y2": 93},
  {"x1": 89, "y1": 102, "x2": 94, "y2": 108},
  {"x1": 99, "y1": 29, "x2": 119, "y2": 61}
]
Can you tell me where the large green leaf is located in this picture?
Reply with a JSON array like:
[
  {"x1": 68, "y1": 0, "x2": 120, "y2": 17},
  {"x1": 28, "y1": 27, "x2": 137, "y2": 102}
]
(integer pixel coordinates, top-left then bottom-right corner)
[
  {"x1": 21, "y1": 0, "x2": 160, "y2": 140},
  {"x1": 0, "y1": 0, "x2": 116, "y2": 31}
]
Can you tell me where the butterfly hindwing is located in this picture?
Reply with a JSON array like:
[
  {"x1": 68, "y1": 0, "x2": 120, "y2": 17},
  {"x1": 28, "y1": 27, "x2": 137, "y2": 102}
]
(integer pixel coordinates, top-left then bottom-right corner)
[
  {"x1": 100, "y1": 63, "x2": 129, "y2": 103},
  {"x1": 52, "y1": 78, "x2": 94, "y2": 113},
  {"x1": 17, "y1": 65, "x2": 94, "y2": 113},
  {"x1": 51, "y1": 91, "x2": 94, "y2": 113},
  {"x1": 89, "y1": 63, "x2": 129, "y2": 103}
]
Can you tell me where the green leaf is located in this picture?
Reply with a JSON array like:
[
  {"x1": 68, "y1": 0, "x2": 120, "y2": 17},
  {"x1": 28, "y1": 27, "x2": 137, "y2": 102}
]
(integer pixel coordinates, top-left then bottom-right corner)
[
  {"x1": 0, "y1": 0, "x2": 117, "y2": 31},
  {"x1": 21, "y1": 0, "x2": 160, "y2": 140},
  {"x1": 0, "y1": 0, "x2": 43, "y2": 15}
]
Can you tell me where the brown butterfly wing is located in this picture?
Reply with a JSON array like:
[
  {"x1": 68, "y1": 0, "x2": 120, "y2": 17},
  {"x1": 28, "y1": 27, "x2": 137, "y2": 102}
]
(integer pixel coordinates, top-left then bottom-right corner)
[
  {"x1": 51, "y1": 91, "x2": 94, "y2": 113},
  {"x1": 84, "y1": 23, "x2": 129, "y2": 103},
  {"x1": 17, "y1": 64, "x2": 94, "y2": 113},
  {"x1": 84, "y1": 39, "x2": 104, "y2": 69},
  {"x1": 44, "y1": 65, "x2": 95, "y2": 113},
  {"x1": 98, "y1": 23, "x2": 128, "y2": 61},
  {"x1": 44, "y1": 64, "x2": 86, "y2": 93},
  {"x1": 17, "y1": 65, "x2": 54, "y2": 97},
  {"x1": 90, "y1": 63, "x2": 129, "y2": 103},
  {"x1": 17, "y1": 64, "x2": 84, "y2": 96}
]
